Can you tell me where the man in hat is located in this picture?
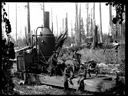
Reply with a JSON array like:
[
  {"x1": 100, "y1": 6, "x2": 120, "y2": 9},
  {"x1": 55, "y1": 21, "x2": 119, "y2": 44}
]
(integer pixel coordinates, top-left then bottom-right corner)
[
  {"x1": 77, "y1": 64, "x2": 87, "y2": 91},
  {"x1": 73, "y1": 51, "x2": 81, "y2": 65},
  {"x1": 48, "y1": 51, "x2": 59, "y2": 76},
  {"x1": 88, "y1": 60, "x2": 97, "y2": 77},
  {"x1": 6, "y1": 34, "x2": 15, "y2": 59},
  {"x1": 63, "y1": 63, "x2": 74, "y2": 90}
]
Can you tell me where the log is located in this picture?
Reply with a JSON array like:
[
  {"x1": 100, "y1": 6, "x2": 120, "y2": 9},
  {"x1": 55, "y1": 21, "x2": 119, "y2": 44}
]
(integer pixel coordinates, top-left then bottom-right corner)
[{"x1": 39, "y1": 74, "x2": 116, "y2": 92}]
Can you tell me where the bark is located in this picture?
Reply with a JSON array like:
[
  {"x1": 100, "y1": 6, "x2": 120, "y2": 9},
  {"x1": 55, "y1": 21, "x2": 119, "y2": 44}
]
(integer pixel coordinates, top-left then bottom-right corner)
[
  {"x1": 91, "y1": 3, "x2": 98, "y2": 49},
  {"x1": 99, "y1": 3, "x2": 103, "y2": 43},
  {"x1": 92, "y1": 25, "x2": 98, "y2": 49},
  {"x1": 27, "y1": 3, "x2": 31, "y2": 46}
]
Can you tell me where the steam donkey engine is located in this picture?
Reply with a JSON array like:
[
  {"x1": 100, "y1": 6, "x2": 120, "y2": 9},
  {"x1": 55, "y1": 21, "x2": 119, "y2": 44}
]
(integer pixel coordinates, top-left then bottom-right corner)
[{"x1": 16, "y1": 12, "x2": 56, "y2": 82}]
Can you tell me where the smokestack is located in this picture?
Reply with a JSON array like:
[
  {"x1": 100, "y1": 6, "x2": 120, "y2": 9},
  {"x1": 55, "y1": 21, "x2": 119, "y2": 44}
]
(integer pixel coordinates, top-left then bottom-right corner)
[{"x1": 44, "y1": 11, "x2": 49, "y2": 28}]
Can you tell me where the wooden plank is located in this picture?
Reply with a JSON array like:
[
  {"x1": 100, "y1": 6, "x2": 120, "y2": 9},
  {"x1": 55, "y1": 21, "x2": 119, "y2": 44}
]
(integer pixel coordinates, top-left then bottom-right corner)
[{"x1": 15, "y1": 46, "x2": 31, "y2": 53}]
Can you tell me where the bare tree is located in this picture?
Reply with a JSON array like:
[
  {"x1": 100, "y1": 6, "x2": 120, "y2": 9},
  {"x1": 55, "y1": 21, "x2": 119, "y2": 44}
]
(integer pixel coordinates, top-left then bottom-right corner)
[
  {"x1": 56, "y1": 15, "x2": 58, "y2": 37},
  {"x1": 27, "y1": 2, "x2": 31, "y2": 46},
  {"x1": 92, "y1": 3, "x2": 98, "y2": 49},
  {"x1": 86, "y1": 3, "x2": 89, "y2": 36},
  {"x1": 15, "y1": 3, "x2": 18, "y2": 46},
  {"x1": 99, "y1": 3, "x2": 103, "y2": 43},
  {"x1": 65, "y1": 13, "x2": 68, "y2": 36},
  {"x1": 78, "y1": 4, "x2": 81, "y2": 45},
  {"x1": 51, "y1": 8, "x2": 53, "y2": 33},
  {"x1": 75, "y1": 3, "x2": 79, "y2": 46},
  {"x1": 109, "y1": 4, "x2": 113, "y2": 38}
]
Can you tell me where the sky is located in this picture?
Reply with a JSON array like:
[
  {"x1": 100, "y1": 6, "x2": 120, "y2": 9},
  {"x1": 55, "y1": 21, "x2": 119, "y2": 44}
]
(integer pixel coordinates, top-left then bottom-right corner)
[{"x1": 3, "y1": 2, "x2": 116, "y2": 40}]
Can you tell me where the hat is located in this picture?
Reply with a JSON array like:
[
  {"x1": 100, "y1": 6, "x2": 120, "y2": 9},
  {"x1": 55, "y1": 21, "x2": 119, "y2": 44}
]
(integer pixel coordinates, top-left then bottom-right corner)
[{"x1": 67, "y1": 63, "x2": 71, "y2": 67}]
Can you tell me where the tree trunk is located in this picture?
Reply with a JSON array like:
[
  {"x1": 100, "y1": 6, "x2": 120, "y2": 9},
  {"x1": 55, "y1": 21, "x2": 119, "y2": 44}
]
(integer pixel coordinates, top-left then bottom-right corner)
[
  {"x1": 116, "y1": 23, "x2": 118, "y2": 40},
  {"x1": 92, "y1": 25, "x2": 98, "y2": 49},
  {"x1": 78, "y1": 4, "x2": 81, "y2": 45},
  {"x1": 109, "y1": 4, "x2": 112, "y2": 37},
  {"x1": 65, "y1": 13, "x2": 68, "y2": 36},
  {"x1": 75, "y1": 3, "x2": 79, "y2": 46},
  {"x1": 86, "y1": 3, "x2": 89, "y2": 36},
  {"x1": 56, "y1": 16, "x2": 58, "y2": 37},
  {"x1": 27, "y1": 2, "x2": 31, "y2": 46},
  {"x1": 51, "y1": 8, "x2": 53, "y2": 33},
  {"x1": 99, "y1": 3, "x2": 103, "y2": 43},
  {"x1": 25, "y1": 27, "x2": 29, "y2": 46},
  {"x1": 90, "y1": 8, "x2": 93, "y2": 36},
  {"x1": 16, "y1": 3, "x2": 18, "y2": 46},
  {"x1": 92, "y1": 3, "x2": 98, "y2": 49}
]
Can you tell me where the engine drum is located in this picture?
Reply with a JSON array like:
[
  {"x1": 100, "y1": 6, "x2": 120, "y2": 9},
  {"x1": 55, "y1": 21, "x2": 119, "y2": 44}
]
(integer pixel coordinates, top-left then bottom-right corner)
[{"x1": 38, "y1": 27, "x2": 55, "y2": 60}]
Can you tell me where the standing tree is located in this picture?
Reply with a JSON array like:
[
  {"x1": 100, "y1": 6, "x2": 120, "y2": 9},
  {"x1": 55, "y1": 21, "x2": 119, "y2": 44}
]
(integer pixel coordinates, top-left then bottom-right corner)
[
  {"x1": 80, "y1": 18, "x2": 86, "y2": 43},
  {"x1": 27, "y1": 2, "x2": 31, "y2": 46},
  {"x1": 65, "y1": 13, "x2": 68, "y2": 36},
  {"x1": 25, "y1": 26, "x2": 29, "y2": 46},
  {"x1": 56, "y1": 15, "x2": 58, "y2": 37},
  {"x1": 90, "y1": 8, "x2": 93, "y2": 36},
  {"x1": 86, "y1": 3, "x2": 89, "y2": 36},
  {"x1": 15, "y1": 3, "x2": 18, "y2": 46},
  {"x1": 99, "y1": 3, "x2": 103, "y2": 43},
  {"x1": 51, "y1": 8, "x2": 54, "y2": 33},
  {"x1": 109, "y1": 4, "x2": 113, "y2": 37},
  {"x1": 75, "y1": 3, "x2": 79, "y2": 46},
  {"x1": 78, "y1": 4, "x2": 82, "y2": 45},
  {"x1": 92, "y1": 25, "x2": 98, "y2": 49},
  {"x1": 92, "y1": 3, "x2": 98, "y2": 49}
]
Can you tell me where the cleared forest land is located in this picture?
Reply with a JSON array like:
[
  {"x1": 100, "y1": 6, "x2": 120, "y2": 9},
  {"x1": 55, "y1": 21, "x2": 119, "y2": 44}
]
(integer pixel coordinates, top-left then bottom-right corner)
[{"x1": 12, "y1": 43, "x2": 125, "y2": 95}]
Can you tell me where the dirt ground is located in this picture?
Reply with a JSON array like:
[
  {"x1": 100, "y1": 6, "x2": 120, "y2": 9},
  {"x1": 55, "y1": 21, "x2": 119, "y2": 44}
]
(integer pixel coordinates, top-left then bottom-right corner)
[{"x1": 13, "y1": 71, "x2": 123, "y2": 95}]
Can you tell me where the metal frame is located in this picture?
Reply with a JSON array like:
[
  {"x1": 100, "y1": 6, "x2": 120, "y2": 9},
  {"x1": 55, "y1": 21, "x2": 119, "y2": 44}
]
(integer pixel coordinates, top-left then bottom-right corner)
[
  {"x1": 17, "y1": 55, "x2": 25, "y2": 72},
  {"x1": 32, "y1": 27, "x2": 48, "y2": 64}
]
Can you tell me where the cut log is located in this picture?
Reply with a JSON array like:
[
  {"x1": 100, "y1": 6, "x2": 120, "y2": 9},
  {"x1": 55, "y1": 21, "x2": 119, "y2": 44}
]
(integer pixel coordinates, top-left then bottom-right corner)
[{"x1": 39, "y1": 74, "x2": 115, "y2": 92}]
